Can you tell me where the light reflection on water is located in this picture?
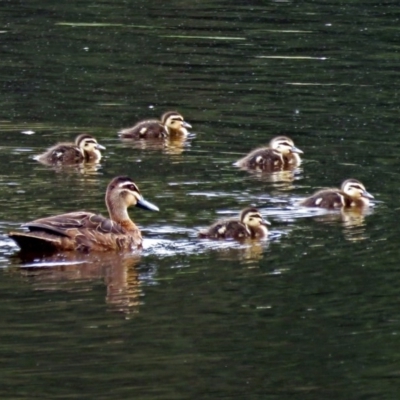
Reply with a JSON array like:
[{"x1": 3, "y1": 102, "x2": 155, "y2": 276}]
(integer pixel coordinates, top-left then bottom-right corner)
[{"x1": 0, "y1": 0, "x2": 398, "y2": 398}]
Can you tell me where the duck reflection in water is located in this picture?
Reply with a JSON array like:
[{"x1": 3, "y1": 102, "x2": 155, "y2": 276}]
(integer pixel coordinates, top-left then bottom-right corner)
[
  {"x1": 120, "y1": 135, "x2": 191, "y2": 155},
  {"x1": 15, "y1": 252, "x2": 147, "y2": 315},
  {"x1": 312, "y1": 207, "x2": 373, "y2": 242}
]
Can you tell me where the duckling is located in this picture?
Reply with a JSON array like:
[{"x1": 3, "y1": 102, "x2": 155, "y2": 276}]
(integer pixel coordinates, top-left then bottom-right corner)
[
  {"x1": 198, "y1": 208, "x2": 270, "y2": 240},
  {"x1": 300, "y1": 179, "x2": 374, "y2": 209},
  {"x1": 235, "y1": 136, "x2": 303, "y2": 170},
  {"x1": 35, "y1": 134, "x2": 105, "y2": 165},
  {"x1": 8, "y1": 176, "x2": 159, "y2": 253},
  {"x1": 119, "y1": 111, "x2": 192, "y2": 139}
]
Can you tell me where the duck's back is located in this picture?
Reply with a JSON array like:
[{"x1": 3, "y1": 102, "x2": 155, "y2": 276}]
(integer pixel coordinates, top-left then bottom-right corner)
[
  {"x1": 9, "y1": 211, "x2": 141, "y2": 253},
  {"x1": 119, "y1": 120, "x2": 167, "y2": 139},
  {"x1": 36, "y1": 142, "x2": 83, "y2": 165}
]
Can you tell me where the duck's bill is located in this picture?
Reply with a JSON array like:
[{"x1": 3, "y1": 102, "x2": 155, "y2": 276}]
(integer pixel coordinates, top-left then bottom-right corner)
[
  {"x1": 362, "y1": 191, "x2": 374, "y2": 200},
  {"x1": 182, "y1": 121, "x2": 192, "y2": 129},
  {"x1": 291, "y1": 146, "x2": 303, "y2": 154},
  {"x1": 262, "y1": 219, "x2": 271, "y2": 226},
  {"x1": 96, "y1": 144, "x2": 106, "y2": 150},
  {"x1": 137, "y1": 197, "x2": 160, "y2": 212}
]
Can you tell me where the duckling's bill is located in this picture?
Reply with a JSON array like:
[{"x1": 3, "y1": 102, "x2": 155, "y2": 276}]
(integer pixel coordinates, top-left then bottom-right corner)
[
  {"x1": 362, "y1": 190, "x2": 374, "y2": 200},
  {"x1": 291, "y1": 146, "x2": 303, "y2": 154}
]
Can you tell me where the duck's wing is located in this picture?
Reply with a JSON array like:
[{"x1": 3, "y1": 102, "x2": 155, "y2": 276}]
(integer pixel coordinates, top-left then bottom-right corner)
[{"x1": 23, "y1": 212, "x2": 126, "y2": 236}]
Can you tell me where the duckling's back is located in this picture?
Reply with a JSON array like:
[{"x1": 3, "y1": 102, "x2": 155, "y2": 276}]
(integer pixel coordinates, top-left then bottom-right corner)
[
  {"x1": 199, "y1": 219, "x2": 250, "y2": 240},
  {"x1": 119, "y1": 120, "x2": 167, "y2": 139},
  {"x1": 236, "y1": 148, "x2": 284, "y2": 170},
  {"x1": 36, "y1": 142, "x2": 83, "y2": 165}
]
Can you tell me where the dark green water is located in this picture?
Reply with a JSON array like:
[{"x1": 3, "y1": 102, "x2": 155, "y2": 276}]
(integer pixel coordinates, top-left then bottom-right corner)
[{"x1": 1, "y1": 1, "x2": 400, "y2": 398}]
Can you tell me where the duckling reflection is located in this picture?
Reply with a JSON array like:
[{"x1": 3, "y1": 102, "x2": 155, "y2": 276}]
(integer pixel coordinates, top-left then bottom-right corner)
[
  {"x1": 312, "y1": 207, "x2": 373, "y2": 242},
  {"x1": 213, "y1": 240, "x2": 268, "y2": 263},
  {"x1": 245, "y1": 168, "x2": 303, "y2": 190},
  {"x1": 120, "y1": 135, "x2": 189, "y2": 155},
  {"x1": 235, "y1": 136, "x2": 303, "y2": 171},
  {"x1": 40, "y1": 161, "x2": 104, "y2": 175},
  {"x1": 15, "y1": 252, "x2": 145, "y2": 315}
]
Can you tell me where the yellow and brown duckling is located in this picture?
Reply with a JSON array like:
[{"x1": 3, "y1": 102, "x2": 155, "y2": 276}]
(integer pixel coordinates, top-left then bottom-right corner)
[
  {"x1": 198, "y1": 208, "x2": 270, "y2": 240},
  {"x1": 300, "y1": 179, "x2": 374, "y2": 209},
  {"x1": 119, "y1": 111, "x2": 192, "y2": 139},
  {"x1": 235, "y1": 136, "x2": 303, "y2": 170},
  {"x1": 9, "y1": 176, "x2": 159, "y2": 253},
  {"x1": 35, "y1": 134, "x2": 105, "y2": 165}
]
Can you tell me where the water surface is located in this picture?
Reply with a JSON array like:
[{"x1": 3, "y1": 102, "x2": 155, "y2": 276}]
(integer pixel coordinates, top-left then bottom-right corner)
[{"x1": 1, "y1": 1, "x2": 399, "y2": 399}]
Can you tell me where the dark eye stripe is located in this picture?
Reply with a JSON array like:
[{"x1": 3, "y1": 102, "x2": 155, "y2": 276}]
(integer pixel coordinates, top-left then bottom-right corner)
[
  {"x1": 120, "y1": 183, "x2": 138, "y2": 191},
  {"x1": 248, "y1": 213, "x2": 262, "y2": 219}
]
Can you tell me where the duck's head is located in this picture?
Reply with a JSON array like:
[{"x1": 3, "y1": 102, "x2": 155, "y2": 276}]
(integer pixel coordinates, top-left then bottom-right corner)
[
  {"x1": 269, "y1": 136, "x2": 303, "y2": 156},
  {"x1": 76, "y1": 134, "x2": 106, "y2": 158},
  {"x1": 341, "y1": 179, "x2": 374, "y2": 200},
  {"x1": 106, "y1": 176, "x2": 159, "y2": 212},
  {"x1": 241, "y1": 208, "x2": 270, "y2": 233},
  {"x1": 161, "y1": 111, "x2": 192, "y2": 135}
]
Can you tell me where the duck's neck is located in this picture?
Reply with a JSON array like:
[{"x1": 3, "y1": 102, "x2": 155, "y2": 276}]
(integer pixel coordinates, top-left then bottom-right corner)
[{"x1": 106, "y1": 197, "x2": 136, "y2": 231}]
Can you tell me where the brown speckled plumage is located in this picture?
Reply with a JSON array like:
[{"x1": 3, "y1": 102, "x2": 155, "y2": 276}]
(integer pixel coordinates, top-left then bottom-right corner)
[
  {"x1": 235, "y1": 136, "x2": 303, "y2": 170},
  {"x1": 9, "y1": 176, "x2": 159, "y2": 253},
  {"x1": 35, "y1": 134, "x2": 105, "y2": 165},
  {"x1": 300, "y1": 179, "x2": 374, "y2": 209},
  {"x1": 119, "y1": 111, "x2": 192, "y2": 139},
  {"x1": 199, "y1": 208, "x2": 270, "y2": 240}
]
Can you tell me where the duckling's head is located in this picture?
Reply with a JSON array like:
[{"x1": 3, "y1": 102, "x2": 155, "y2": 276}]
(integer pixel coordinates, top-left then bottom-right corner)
[
  {"x1": 341, "y1": 179, "x2": 374, "y2": 200},
  {"x1": 106, "y1": 176, "x2": 159, "y2": 212},
  {"x1": 76, "y1": 134, "x2": 106, "y2": 160},
  {"x1": 161, "y1": 111, "x2": 192, "y2": 135},
  {"x1": 240, "y1": 208, "x2": 270, "y2": 236},
  {"x1": 269, "y1": 136, "x2": 303, "y2": 156}
]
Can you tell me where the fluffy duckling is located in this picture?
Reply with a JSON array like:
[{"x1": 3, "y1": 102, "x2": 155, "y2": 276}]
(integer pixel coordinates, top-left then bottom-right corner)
[
  {"x1": 119, "y1": 111, "x2": 192, "y2": 139},
  {"x1": 35, "y1": 134, "x2": 105, "y2": 165},
  {"x1": 235, "y1": 136, "x2": 303, "y2": 170},
  {"x1": 198, "y1": 208, "x2": 270, "y2": 240},
  {"x1": 300, "y1": 179, "x2": 374, "y2": 209},
  {"x1": 9, "y1": 176, "x2": 159, "y2": 253}
]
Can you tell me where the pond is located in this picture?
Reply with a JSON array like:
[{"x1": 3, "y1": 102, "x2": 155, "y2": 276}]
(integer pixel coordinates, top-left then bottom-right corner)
[{"x1": 0, "y1": 1, "x2": 399, "y2": 398}]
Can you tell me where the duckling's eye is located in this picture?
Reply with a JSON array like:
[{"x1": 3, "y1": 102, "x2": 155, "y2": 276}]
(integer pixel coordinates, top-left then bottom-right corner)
[{"x1": 129, "y1": 184, "x2": 140, "y2": 193}]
